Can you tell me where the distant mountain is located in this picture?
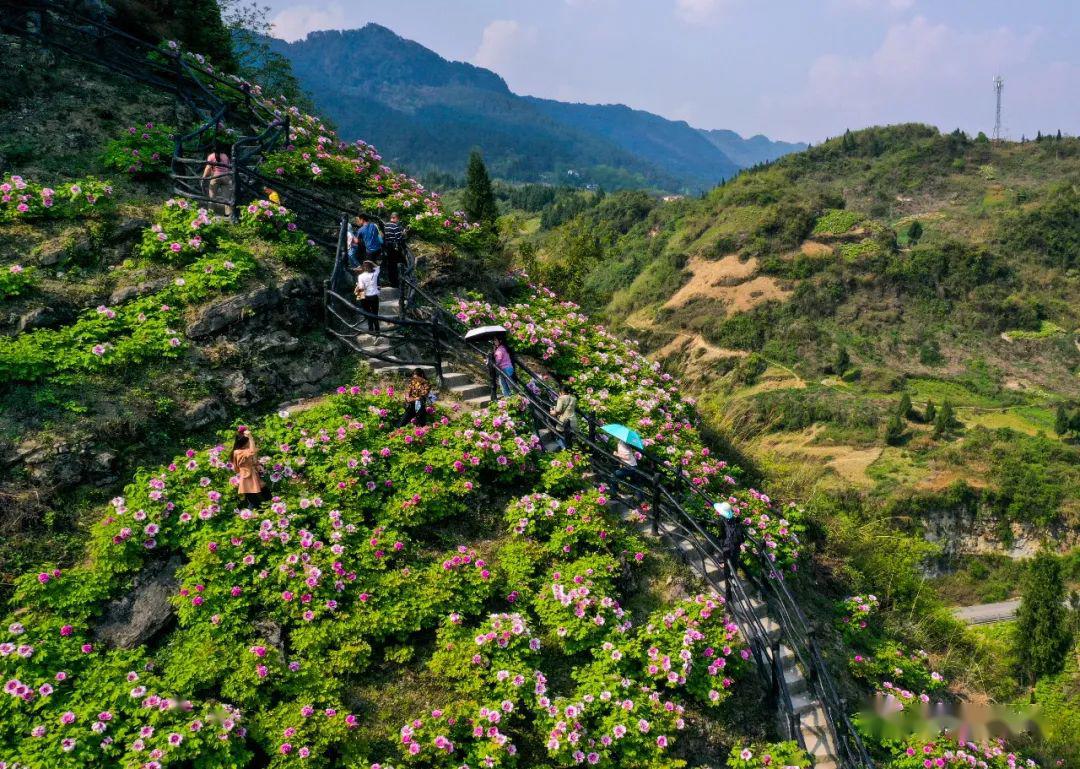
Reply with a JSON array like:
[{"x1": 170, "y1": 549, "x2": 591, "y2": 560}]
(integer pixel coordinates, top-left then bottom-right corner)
[
  {"x1": 269, "y1": 25, "x2": 802, "y2": 192},
  {"x1": 698, "y1": 129, "x2": 808, "y2": 168}
]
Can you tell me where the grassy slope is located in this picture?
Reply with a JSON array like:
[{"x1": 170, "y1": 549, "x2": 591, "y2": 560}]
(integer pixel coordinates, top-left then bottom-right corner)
[{"x1": 519, "y1": 125, "x2": 1080, "y2": 539}]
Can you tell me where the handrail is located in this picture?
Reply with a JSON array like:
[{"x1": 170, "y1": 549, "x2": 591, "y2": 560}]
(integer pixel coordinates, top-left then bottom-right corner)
[{"x1": 1, "y1": 6, "x2": 870, "y2": 766}]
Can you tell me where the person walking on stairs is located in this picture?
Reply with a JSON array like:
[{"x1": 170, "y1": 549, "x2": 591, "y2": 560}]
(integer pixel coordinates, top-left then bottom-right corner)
[
  {"x1": 399, "y1": 369, "x2": 432, "y2": 427},
  {"x1": 202, "y1": 143, "x2": 233, "y2": 215},
  {"x1": 354, "y1": 214, "x2": 383, "y2": 268},
  {"x1": 549, "y1": 382, "x2": 578, "y2": 449},
  {"x1": 382, "y1": 212, "x2": 407, "y2": 288},
  {"x1": 354, "y1": 260, "x2": 381, "y2": 334},
  {"x1": 610, "y1": 438, "x2": 640, "y2": 498},
  {"x1": 231, "y1": 426, "x2": 266, "y2": 508},
  {"x1": 492, "y1": 337, "x2": 515, "y2": 397}
]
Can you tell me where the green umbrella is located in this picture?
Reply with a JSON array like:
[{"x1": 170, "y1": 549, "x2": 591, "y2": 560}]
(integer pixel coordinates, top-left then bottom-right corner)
[{"x1": 601, "y1": 423, "x2": 644, "y2": 450}]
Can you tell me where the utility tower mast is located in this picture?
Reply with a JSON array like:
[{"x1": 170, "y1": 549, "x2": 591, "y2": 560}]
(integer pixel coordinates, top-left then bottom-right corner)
[{"x1": 993, "y1": 75, "x2": 1004, "y2": 141}]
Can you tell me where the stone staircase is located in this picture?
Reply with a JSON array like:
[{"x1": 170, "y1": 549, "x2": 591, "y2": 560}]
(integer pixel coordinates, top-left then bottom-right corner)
[
  {"x1": 353, "y1": 284, "x2": 841, "y2": 769},
  {"x1": 356, "y1": 285, "x2": 491, "y2": 409},
  {"x1": 611, "y1": 497, "x2": 840, "y2": 769}
]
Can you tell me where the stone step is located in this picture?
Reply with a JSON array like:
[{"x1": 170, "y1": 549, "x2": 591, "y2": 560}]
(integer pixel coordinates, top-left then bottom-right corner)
[
  {"x1": 756, "y1": 615, "x2": 782, "y2": 644},
  {"x1": 440, "y1": 371, "x2": 472, "y2": 388},
  {"x1": 379, "y1": 286, "x2": 401, "y2": 301},
  {"x1": 788, "y1": 692, "x2": 820, "y2": 716},
  {"x1": 463, "y1": 395, "x2": 492, "y2": 409},
  {"x1": 783, "y1": 666, "x2": 808, "y2": 695},
  {"x1": 451, "y1": 383, "x2": 490, "y2": 401},
  {"x1": 777, "y1": 643, "x2": 796, "y2": 668}
]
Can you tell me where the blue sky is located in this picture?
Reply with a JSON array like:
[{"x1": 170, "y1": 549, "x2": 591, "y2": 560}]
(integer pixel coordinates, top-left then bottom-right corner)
[{"x1": 264, "y1": 0, "x2": 1078, "y2": 143}]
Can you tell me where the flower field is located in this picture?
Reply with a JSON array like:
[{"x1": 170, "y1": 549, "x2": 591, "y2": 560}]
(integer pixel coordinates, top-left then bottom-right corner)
[{"x1": 0, "y1": 377, "x2": 760, "y2": 767}]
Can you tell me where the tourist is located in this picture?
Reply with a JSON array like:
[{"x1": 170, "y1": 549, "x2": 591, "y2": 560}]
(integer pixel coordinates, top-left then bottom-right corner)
[
  {"x1": 382, "y1": 212, "x2": 407, "y2": 287},
  {"x1": 715, "y1": 501, "x2": 745, "y2": 564},
  {"x1": 399, "y1": 369, "x2": 432, "y2": 427},
  {"x1": 549, "y1": 382, "x2": 579, "y2": 449},
  {"x1": 492, "y1": 337, "x2": 514, "y2": 397},
  {"x1": 202, "y1": 144, "x2": 233, "y2": 215},
  {"x1": 610, "y1": 438, "x2": 639, "y2": 497},
  {"x1": 346, "y1": 216, "x2": 362, "y2": 271},
  {"x1": 355, "y1": 213, "x2": 383, "y2": 268},
  {"x1": 354, "y1": 260, "x2": 381, "y2": 334},
  {"x1": 231, "y1": 426, "x2": 265, "y2": 508}
]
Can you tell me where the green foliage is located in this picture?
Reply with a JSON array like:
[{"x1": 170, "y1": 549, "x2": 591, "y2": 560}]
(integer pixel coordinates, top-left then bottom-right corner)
[
  {"x1": 932, "y1": 401, "x2": 958, "y2": 438},
  {"x1": 812, "y1": 208, "x2": 863, "y2": 236},
  {"x1": 0, "y1": 174, "x2": 114, "y2": 222},
  {"x1": 1014, "y1": 553, "x2": 1072, "y2": 683},
  {"x1": 101, "y1": 122, "x2": 175, "y2": 178},
  {"x1": 884, "y1": 413, "x2": 905, "y2": 446},
  {"x1": 905, "y1": 220, "x2": 923, "y2": 245},
  {"x1": 463, "y1": 150, "x2": 498, "y2": 224},
  {"x1": 726, "y1": 741, "x2": 811, "y2": 769},
  {"x1": 1000, "y1": 182, "x2": 1080, "y2": 269},
  {"x1": 0, "y1": 264, "x2": 36, "y2": 300}
]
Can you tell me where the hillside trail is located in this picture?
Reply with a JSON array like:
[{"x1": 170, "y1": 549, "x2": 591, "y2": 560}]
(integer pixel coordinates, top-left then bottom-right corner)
[{"x1": 0, "y1": 6, "x2": 870, "y2": 765}]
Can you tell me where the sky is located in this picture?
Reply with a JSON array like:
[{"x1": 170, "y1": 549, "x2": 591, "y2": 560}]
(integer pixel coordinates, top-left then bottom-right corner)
[{"x1": 261, "y1": 0, "x2": 1078, "y2": 144}]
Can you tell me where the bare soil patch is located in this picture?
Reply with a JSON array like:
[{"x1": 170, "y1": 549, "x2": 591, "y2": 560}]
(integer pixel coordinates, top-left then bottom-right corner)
[{"x1": 665, "y1": 254, "x2": 791, "y2": 314}]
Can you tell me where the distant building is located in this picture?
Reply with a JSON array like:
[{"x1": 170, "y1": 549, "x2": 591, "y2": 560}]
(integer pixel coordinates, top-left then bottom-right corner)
[{"x1": 661, "y1": 194, "x2": 685, "y2": 203}]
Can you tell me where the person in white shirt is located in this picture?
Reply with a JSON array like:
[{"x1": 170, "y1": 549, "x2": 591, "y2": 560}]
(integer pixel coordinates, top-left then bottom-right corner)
[{"x1": 353, "y1": 260, "x2": 380, "y2": 333}]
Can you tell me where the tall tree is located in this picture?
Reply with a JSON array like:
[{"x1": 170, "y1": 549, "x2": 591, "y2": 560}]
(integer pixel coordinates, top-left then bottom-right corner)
[
  {"x1": 1057, "y1": 404, "x2": 1072, "y2": 437},
  {"x1": 933, "y1": 400, "x2": 957, "y2": 437},
  {"x1": 898, "y1": 392, "x2": 913, "y2": 419},
  {"x1": 463, "y1": 151, "x2": 498, "y2": 224},
  {"x1": 1015, "y1": 552, "x2": 1071, "y2": 685}
]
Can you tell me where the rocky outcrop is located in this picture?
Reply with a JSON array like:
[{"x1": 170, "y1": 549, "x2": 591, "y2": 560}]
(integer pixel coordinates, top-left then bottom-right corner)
[
  {"x1": 186, "y1": 276, "x2": 318, "y2": 339},
  {"x1": 109, "y1": 277, "x2": 168, "y2": 305},
  {"x1": 93, "y1": 556, "x2": 182, "y2": 649},
  {"x1": 178, "y1": 397, "x2": 228, "y2": 430},
  {"x1": 922, "y1": 509, "x2": 1080, "y2": 574}
]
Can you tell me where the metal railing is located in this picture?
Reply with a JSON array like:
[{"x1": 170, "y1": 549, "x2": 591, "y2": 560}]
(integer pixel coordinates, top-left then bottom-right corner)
[{"x1": 1, "y1": 5, "x2": 870, "y2": 765}]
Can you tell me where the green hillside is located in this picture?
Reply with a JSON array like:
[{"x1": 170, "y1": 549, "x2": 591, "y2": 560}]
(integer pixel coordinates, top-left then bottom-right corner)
[
  {"x1": 1, "y1": 4, "x2": 1077, "y2": 768},
  {"x1": 520, "y1": 123, "x2": 1080, "y2": 558}
]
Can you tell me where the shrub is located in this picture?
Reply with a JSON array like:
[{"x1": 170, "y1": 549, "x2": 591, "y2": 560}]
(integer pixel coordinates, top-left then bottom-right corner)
[
  {"x1": 0, "y1": 264, "x2": 36, "y2": 300},
  {"x1": 812, "y1": 208, "x2": 863, "y2": 236},
  {"x1": 0, "y1": 175, "x2": 114, "y2": 222},
  {"x1": 101, "y1": 122, "x2": 175, "y2": 178},
  {"x1": 727, "y1": 741, "x2": 811, "y2": 769}
]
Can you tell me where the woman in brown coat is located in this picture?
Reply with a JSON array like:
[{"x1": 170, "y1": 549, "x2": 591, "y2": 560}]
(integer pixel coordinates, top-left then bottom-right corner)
[{"x1": 231, "y1": 426, "x2": 265, "y2": 507}]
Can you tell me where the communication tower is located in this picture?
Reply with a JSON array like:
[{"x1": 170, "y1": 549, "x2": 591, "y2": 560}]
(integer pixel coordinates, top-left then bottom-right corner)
[{"x1": 993, "y1": 75, "x2": 1004, "y2": 141}]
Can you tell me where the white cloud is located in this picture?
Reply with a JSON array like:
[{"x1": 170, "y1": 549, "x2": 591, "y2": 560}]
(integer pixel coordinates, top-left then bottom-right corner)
[
  {"x1": 270, "y1": 4, "x2": 347, "y2": 42},
  {"x1": 776, "y1": 16, "x2": 1042, "y2": 139},
  {"x1": 674, "y1": 0, "x2": 736, "y2": 24},
  {"x1": 830, "y1": 0, "x2": 915, "y2": 11},
  {"x1": 472, "y1": 20, "x2": 538, "y2": 71}
]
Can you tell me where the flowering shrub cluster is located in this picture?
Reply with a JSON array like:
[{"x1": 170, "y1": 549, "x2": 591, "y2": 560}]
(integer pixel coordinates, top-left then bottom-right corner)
[
  {"x1": 238, "y1": 199, "x2": 318, "y2": 266},
  {"x1": 726, "y1": 741, "x2": 812, "y2": 769},
  {"x1": 101, "y1": 122, "x2": 176, "y2": 178},
  {"x1": 0, "y1": 264, "x2": 35, "y2": 300},
  {"x1": 885, "y1": 736, "x2": 1040, "y2": 769},
  {"x1": 140, "y1": 197, "x2": 224, "y2": 264},
  {"x1": 451, "y1": 284, "x2": 806, "y2": 573},
  {"x1": 838, "y1": 595, "x2": 947, "y2": 710},
  {"x1": 0, "y1": 175, "x2": 113, "y2": 222},
  {"x1": 0, "y1": 250, "x2": 254, "y2": 382}
]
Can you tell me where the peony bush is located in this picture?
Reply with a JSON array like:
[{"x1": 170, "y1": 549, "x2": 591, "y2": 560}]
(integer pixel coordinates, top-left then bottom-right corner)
[
  {"x1": 102, "y1": 122, "x2": 176, "y2": 178},
  {"x1": 0, "y1": 175, "x2": 113, "y2": 222}
]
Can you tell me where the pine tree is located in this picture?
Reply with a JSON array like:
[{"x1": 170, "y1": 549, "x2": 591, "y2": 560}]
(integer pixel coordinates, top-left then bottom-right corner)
[
  {"x1": 1014, "y1": 552, "x2": 1071, "y2": 685},
  {"x1": 933, "y1": 400, "x2": 956, "y2": 437},
  {"x1": 834, "y1": 346, "x2": 850, "y2": 375},
  {"x1": 1057, "y1": 404, "x2": 1072, "y2": 437},
  {"x1": 898, "y1": 392, "x2": 912, "y2": 420},
  {"x1": 884, "y1": 413, "x2": 905, "y2": 446},
  {"x1": 924, "y1": 400, "x2": 936, "y2": 424},
  {"x1": 1056, "y1": 129, "x2": 1063, "y2": 141},
  {"x1": 906, "y1": 220, "x2": 923, "y2": 245},
  {"x1": 463, "y1": 151, "x2": 498, "y2": 224}
]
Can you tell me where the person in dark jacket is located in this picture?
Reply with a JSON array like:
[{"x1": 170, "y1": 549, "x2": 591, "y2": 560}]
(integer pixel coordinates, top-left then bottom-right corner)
[{"x1": 382, "y1": 212, "x2": 407, "y2": 287}]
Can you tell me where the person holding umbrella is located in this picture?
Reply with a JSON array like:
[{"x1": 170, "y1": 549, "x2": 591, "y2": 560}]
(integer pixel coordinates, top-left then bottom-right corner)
[
  {"x1": 602, "y1": 423, "x2": 644, "y2": 498},
  {"x1": 492, "y1": 337, "x2": 515, "y2": 397}
]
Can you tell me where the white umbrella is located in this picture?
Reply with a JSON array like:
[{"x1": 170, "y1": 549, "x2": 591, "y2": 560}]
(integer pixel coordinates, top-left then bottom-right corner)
[{"x1": 463, "y1": 325, "x2": 507, "y2": 342}]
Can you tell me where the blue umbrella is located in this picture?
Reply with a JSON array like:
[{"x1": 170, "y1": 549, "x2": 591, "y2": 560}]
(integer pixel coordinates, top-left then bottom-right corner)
[{"x1": 601, "y1": 423, "x2": 644, "y2": 450}]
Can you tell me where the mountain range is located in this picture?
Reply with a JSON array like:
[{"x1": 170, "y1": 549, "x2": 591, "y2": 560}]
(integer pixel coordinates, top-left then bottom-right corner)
[{"x1": 268, "y1": 25, "x2": 806, "y2": 192}]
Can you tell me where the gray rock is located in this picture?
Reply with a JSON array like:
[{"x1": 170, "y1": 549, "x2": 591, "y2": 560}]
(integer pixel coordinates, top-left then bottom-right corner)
[
  {"x1": 109, "y1": 278, "x2": 168, "y2": 306},
  {"x1": 94, "y1": 557, "x2": 183, "y2": 649},
  {"x1": 108, "y1": 218, "x2": 150, "y2": 244},
  {"x1": 223, "y1": 370, "x2": 261, "y2": 405},
  {"x1": 23, "y1": 441, "x2": 85, "y2": 488},
  {"x1": 17, "y1": 307, "x2": 54, "y2": 332},
  {"x1": 286, "y1": 359, "x2": 331, "y2": 385},
  {"x1": 185, "y1": 286, "x2": 280, "y2": 339},
  {"x1": 255, "y1": 330, "x2": 300, "y2": 355},
  {"x1": 179, "y1": 397, "x2": 227, "y2": 430},
  {"x1": 36, "y1": 232, "x2": 93, "y2": 266}
]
